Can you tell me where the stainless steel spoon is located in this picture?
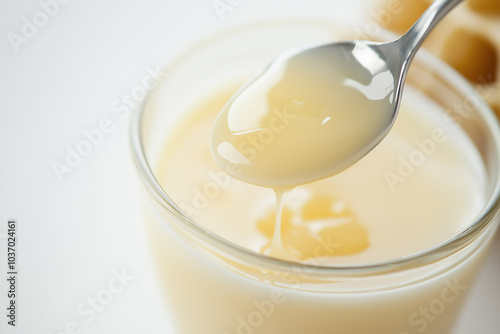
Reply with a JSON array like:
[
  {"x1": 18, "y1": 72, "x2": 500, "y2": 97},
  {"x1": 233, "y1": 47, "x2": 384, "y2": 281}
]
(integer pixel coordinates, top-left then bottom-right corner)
[
  {"x1": 211, "y1": 0, "x2": 464, "y2": 188},
  {"x1": 359, "y1": 0, "x2": 464, "y2": 128}
]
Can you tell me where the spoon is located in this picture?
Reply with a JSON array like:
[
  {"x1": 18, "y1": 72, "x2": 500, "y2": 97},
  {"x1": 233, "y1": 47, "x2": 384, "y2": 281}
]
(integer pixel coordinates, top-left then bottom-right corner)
[{"x1": 211, "y1": 0, "x2": 464, "y2": 188}]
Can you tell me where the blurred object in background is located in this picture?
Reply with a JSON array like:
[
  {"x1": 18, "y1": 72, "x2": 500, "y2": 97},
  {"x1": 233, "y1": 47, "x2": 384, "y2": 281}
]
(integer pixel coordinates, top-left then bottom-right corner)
[{"x1": 374, "y1": 0, "x2": 499, "y2": 117}]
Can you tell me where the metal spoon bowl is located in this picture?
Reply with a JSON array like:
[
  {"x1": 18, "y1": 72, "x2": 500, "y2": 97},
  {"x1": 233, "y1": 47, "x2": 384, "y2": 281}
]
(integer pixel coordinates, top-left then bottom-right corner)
[{"x1": 211, "y1": 0, "x2": 464, "y2": 187}]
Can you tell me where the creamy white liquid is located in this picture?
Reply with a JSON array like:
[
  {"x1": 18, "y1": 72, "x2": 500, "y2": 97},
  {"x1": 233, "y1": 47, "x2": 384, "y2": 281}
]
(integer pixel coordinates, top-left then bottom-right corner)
[
  {"x1": 210, "y1": 45, "x2": 397, "y2": 188},
  {"x1": 148, "y1": 21, "x2": 494, "y2": 334},
  {"x1": 208, "y1": 45, "x2": 489, "y2": 262},
  {"x1": 159, "y1": 85, "x2": 485, "y2": 265},
  {"x1": 151, "y1": 81, "x2": 490, "y2": 334},
  {"x1": 210, "y1": 47, "x2": 405, "y2": 260}
]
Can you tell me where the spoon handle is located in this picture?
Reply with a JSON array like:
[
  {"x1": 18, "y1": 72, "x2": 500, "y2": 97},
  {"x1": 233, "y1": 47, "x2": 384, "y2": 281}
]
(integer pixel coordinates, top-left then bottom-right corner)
[{"x1": 399, "y1": 0, "x2": 464, "y2": 63}]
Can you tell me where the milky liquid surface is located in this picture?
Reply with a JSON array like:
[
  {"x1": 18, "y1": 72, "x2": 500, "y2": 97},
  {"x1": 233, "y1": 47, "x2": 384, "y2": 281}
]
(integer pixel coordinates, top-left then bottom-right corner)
[{"x1": 158, "y1": 85, "x2": 486, "y2": 265}]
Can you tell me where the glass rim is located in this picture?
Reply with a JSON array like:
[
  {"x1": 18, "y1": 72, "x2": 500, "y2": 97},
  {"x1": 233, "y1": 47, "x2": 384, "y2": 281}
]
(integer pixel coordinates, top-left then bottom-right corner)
[{"x1": 130, "y1": 19, "x2": 500, "y2": 277}]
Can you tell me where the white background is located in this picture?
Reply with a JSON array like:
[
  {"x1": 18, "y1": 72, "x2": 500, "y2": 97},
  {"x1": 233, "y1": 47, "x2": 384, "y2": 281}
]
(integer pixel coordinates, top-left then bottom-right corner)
[{"x1": 0, "y1": 0, "x2": 498, "y2": 333}]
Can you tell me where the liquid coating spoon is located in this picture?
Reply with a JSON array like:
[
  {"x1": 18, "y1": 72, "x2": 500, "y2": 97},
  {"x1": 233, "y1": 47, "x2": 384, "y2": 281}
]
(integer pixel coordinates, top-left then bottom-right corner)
[{"x1": 211, "y1": 0, "x2": 464, "y2": 188}]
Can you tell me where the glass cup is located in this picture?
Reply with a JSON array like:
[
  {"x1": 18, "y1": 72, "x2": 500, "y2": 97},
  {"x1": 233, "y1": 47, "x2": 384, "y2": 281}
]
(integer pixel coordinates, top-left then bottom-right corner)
[{"x1": 131, "y1": 19, "x2": 500, "y2": 334}]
